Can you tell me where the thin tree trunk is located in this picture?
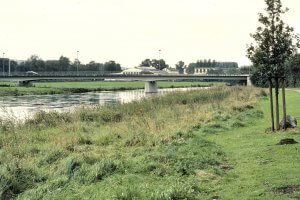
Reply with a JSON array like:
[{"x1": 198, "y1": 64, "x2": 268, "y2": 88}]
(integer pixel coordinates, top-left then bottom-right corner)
[
  {"x1": 275, "y1": 76, "x2": 280, "y2": 131},
  {"x1": 282, "y1": 78, "x2": 287, "y2": 130},
  {"x1": 269, "y1": 78, "x2": 275, "y2": 132}
]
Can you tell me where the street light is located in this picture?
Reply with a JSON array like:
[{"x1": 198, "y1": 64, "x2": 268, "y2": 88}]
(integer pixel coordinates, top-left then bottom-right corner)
[
  {"x1": 158, "y1": 49, "x2": 161, "y2": 70},
  {"x1": 76, "y1": 50, "x2": 79, "y2": 76},
  {"x1": 8, "y1": 59, "x2": 11, "y2": 76},
  {"x1": 2, "y1": 53, "x2": 5, "y2": 76}
]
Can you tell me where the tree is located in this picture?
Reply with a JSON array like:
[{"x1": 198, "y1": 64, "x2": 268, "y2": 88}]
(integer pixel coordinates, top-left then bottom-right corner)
[
  {"x1": 175, "y1": 61, "x2": 185, "y2": 74},
  {"x1": 247, "y1": 0, "x2": 300, "y2": 131},
  {"x1": 103, "y1": 60, "x2": 121, "y2": 72},
  {"x1": 58, "y1": 56, "x2": 71, "y2": 71},
  {"x1": 45, "y1": 60, "x2": 59, "y2": 71},
  {"x1": 0, "y1": 58, "x2": 17, "y2": 73},
  {"x1": 140, "y1": 59, "x2": 152, "y2": 67},
  {"x1": 139, "y1": 59, "x2": 168, "y2": 70},
  {"x1": 150, "y1": 59, "x2": 168, "y2": 70},
  {"x1": 287, "y1": 54, "x2": 300, "y2": 87},
  {"x1": 86, "y1": 61, "x2": 104, "y2": 71},
  {"x1": 20, "y1": 55, "x2": 45, "y2": 72},
  {"x1": 186, "y1": 63, "x2": 195, "y2": 74}
]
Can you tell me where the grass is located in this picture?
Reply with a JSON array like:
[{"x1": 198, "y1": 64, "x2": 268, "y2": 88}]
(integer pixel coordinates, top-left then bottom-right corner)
[
  {"x1": 205, "y1": 90, "x2": 300, "y2": 199},
  {"x1": 0, "y1": 81, "x2": 214, "y2": 96},
  {"x1": 0, "y1": 86, "x2": 299, "y2": 199}
]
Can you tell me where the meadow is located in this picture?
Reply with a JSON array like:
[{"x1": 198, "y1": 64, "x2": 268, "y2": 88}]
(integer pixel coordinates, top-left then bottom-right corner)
[
  {"x1": 0, "y1": 86, "x2": 299, "y2": 199},
  {"x1": 0, "y1": 81, "x2": 213, "y2": 96}
]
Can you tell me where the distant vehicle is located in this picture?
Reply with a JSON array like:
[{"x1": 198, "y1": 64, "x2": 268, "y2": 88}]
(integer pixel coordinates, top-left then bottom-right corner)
[{"x1": 26, "y1": 71, "x2": 38, "y2": 75}]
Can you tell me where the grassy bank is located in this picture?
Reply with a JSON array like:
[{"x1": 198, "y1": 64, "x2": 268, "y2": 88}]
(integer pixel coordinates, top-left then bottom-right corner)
[
  {"x1": 0, "y1": 86, "x2": 299, "y2": 199},
  {"x1": 0, "y1": 81, "x2": 213, "y2": 96},
  {"x1": 206, "y1": 90, "x2": 300, "y2": 199}
]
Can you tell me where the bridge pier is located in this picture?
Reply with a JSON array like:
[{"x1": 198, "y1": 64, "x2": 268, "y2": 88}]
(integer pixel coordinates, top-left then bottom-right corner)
[
  {"x1": 17, "y1": 80, "x2": 33, "y2": 87},
  {"x1": 247, "y1": 76, "x2": 252, "y2": 86},
  {"x1": 145, "y1": 81, "x2": 158, "y2": 93}
]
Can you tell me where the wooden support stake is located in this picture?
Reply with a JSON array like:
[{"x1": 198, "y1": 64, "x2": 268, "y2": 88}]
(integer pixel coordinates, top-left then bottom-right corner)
[
  {"x1": 269, "y1": 78, "x2": 275, "y2": 132},
  {"x1": 275, "y1": 77, "x2": 280, "y2": 131},
  {"x1": 282, "y1": 78, "x2": 287, "y2": 130}
]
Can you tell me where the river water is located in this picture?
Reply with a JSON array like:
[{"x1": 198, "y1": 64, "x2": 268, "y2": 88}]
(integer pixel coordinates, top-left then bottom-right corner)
[{"x1": 0, "y1": 87, "x2": 202, "y2": 121}]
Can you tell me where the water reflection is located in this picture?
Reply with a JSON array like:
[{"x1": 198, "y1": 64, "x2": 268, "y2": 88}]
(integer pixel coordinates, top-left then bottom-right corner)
[{"x1": 0, "y1": 87, "x2": 203, "y2": 120}]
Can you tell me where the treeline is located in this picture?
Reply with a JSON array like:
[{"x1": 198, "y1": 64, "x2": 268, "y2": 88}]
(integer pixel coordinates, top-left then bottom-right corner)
[
  {"x1": 188, "y1": 59, "x2": 238, "y2": 69},
  {"x1": 250, "y1": 54, "x2": 300, "y2": 87},
  {"x1": 0, "y1": 55, "x2": 122, "y2": 73},
  {"x1": 139, "y1": 59, "x2": 238, "y2": 73},
  {"x1": 183, "y1": 60, "x2": 238, "y2": 74}
]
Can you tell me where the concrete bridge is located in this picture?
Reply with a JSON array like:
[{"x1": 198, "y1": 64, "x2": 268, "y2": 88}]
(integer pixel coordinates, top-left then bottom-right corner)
[{"x1": 0, "y1": 74, "x2": 252, "y2": 93}]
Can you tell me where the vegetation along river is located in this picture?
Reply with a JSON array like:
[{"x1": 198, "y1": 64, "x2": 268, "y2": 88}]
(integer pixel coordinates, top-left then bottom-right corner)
[{"x1": 0, "y1": 87, "x2": 204, "y2": 121}]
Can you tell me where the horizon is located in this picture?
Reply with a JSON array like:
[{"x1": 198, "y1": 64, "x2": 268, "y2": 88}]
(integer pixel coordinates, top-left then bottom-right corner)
[{"x1": 1, "y1": 0, "x2": 300, "y2": 68}]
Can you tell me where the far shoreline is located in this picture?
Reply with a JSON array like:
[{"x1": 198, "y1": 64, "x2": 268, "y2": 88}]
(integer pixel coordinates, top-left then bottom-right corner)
[{"x1": 0, "y1": 81, "x2": 215, "y2": 97}]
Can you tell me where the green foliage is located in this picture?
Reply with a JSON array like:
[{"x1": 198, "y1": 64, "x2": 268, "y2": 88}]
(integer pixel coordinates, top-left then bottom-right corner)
[
  {"x1": 286, "y1": 54, "x2": 300, "y2": 87},
  {"x1": 186, "y1": 59, "x2": 238, "y2": 74},
  {"x1": 247, "y1": 0, "x2": 300, "y2": 84},
  {"x1": 175, "y1": 61, "x2": 185, "y2": 74},
  {"x1": 140, "y1": 58, "x2": 169, "y2": 70},
  {"x1": 16, "y1": 55, "x2": 122, "y2": 72}
]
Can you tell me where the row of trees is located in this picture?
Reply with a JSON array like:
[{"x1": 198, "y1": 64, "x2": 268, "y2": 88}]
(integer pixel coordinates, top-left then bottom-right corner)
[
  {"x1": 183, "y1": 61, "x2": 239, "y2": 74},
  {"x1": 0, "y1": 59, "x2": 18, "y2": 72},
  {"x1": 1, "y1": 56, "x2": 240, "y2": 74},
  {"x1": 139, "y1": 59, "x2": 239, "y2": 75},
  {"x1": 0, "y1": 55, "x2": 122, "y2": 73},
  {"x1": 188, "y1": 60, "x2": 238, "y2": 69}
]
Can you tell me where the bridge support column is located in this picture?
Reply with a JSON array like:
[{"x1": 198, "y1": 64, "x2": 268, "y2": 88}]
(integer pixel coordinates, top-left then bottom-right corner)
[
  {"x1": 247, "y1": 76, "x2": 252, "y2": 86},
  {"x1": 17, "y1": 81, "x2": 33, "y2": 87},
  {"x1": 145, "y1": 81, "x2": 158, "y2": 93}
]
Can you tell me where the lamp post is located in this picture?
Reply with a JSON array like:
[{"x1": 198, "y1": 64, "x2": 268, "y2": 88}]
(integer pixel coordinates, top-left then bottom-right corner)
[
  {"x1": 2, "y1": 53, "x2": 5, "y2": 76},
  {"x1": 76, "y1": 50, "x2": 79, "y2": 76},
  {"x1": 158, "y1": 49, "x2": 161, "y2": 70},
  {"x1": 8, "y1": 59, "x2": 10, "y2": 76}
]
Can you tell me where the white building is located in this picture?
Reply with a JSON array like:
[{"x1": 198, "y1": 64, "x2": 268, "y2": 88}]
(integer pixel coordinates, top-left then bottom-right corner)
[
  {"x1": 122, "y1": 66, "x2": 168, "y2": 75},
  {"x1": 163, "y1": 68, "x2": 179, "y2": 75},
  {"x1": 194, "y1": 67, "x2": 210, "y2": 75},
  {"x1": 122, "y1": 67, "x2": 143, "y2": 75}
]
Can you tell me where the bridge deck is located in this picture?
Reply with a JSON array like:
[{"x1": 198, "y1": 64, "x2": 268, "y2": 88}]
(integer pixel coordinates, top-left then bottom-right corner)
[{"x1": 0, "y1": 74, "x2": 249, "y2": 82}]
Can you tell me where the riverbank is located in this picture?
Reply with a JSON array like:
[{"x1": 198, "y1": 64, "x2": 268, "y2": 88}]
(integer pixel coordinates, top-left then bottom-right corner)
[
  {"x1": 0, "y1": 86, "x2": 299, "y2": 199},
  {"x1": 0, "y1": 81, "x2": 214, "y2": 96}
]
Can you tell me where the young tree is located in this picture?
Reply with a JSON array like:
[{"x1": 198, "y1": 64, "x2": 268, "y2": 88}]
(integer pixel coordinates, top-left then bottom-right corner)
[{"x1": 247, "y1": 0, "x2": 300, "y2": 131}]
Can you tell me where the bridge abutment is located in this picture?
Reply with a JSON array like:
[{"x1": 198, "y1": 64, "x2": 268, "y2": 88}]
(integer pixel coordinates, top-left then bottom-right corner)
[
  {"x1": 145, "y1": 81, "x2": 158, "y2": 93},
  {"x1": 17, "y1": 81, "x2": 33, "y2": 87},
  {"x1": 247, "y1": 76, "x2": 252, "y2": 86}
]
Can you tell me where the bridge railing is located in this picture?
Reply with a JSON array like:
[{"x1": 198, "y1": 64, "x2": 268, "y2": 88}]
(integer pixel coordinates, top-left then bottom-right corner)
[{"x1": 0, "y1": 71, "x2": 122, "y2": 77}]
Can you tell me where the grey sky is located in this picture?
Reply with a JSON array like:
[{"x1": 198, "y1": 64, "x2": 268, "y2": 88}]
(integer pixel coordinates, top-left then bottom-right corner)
[{"x1": 1, "y1": 0, "x2": 300, "y2": 68}]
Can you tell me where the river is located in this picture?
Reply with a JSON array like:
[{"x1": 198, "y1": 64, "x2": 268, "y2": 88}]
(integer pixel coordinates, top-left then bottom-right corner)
[{"x1": 0, "y1": 87, "x2": 203, "y2": 121}]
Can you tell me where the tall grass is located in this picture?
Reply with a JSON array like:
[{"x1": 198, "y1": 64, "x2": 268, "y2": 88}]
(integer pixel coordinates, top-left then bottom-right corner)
[{"x1": 0, "y1": 86, "x2": 263, "y2": 199}]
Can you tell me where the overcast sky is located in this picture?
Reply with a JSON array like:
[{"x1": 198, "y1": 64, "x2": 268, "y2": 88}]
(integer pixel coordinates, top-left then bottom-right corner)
[{"x1": 1, "y1": 0, "x2": 300, "y2": 68}]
